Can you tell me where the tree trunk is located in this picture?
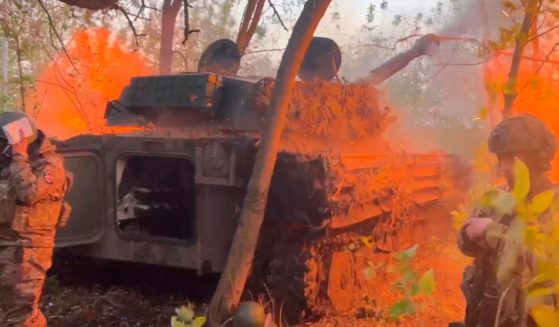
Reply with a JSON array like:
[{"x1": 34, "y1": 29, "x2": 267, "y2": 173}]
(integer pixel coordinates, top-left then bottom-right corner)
[
  {"x1": 14, "y1": 35, "x2": 25, "y2": 111},
  {"x1": 530, "y1": 15, "x2": 541, "y2": 73},
  {"x1": 502, "y1": 0, "x2": 541, "y2": 118},
  {"x1": 236, "y1": 0, "x2": 266, "y2": 55},
  {"x1": 208, "y1": 0, "x2": 332, "y2": 322},
  {"x1": 159, "y1": 0, "x2": 182, "y2": 75}
]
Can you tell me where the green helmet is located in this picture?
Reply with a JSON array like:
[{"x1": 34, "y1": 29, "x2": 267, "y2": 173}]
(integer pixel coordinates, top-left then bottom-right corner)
[
  {"x1": 232, "y1": 302, "x2": 266, "y2": 327},
  {"x1": 0, "y1": 111, "x2": 38, "y2": 144},
  {"x1": 488, "y1": 113, "x2": 556, "y2": 170}
]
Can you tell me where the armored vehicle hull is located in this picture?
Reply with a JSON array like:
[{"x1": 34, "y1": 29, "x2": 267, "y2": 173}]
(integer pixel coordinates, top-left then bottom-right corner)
[{"x1": 52, "y1": 34, "x2": 467, "y2": 323}]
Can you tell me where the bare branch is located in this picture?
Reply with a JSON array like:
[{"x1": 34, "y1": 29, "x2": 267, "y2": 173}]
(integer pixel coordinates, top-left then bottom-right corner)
[
  {"x1": 528, "y1": 23, "x2": 559, "y2": 41},
  {"x1": 496, "y1": 50, "x2": 559, "y2": 65},
  {"x1": 40, "y1": 48, "x2": 91, "y2": 132},
  {"x1": 519, "y1": 42, "x2": 559, "y2": 94},
  {"x1": 141, "y1": 0, "x2": 160, "y2": 12},
  {"x1": 41, "y1": 48, "x2": 75, "y2": 91},
  {"x1": 37, "y1": 0, "x2": 79, "y2": 73},
  {"x1": 35, "y1": 79, "x2": 77, "y2": 95},
  {"x1": 527, "y1": 42, "x2": 559, "y2": 69},
  {"x1": 350, "y1": 43, "x2": 395, "y2": 51},
  {"x1": 433, "y1": 43, "x2": 460, "y2": 78},
  {"x1": 433, "y1": 49, "x2": 559, "y2": 68},
  {"x1": 503, "y1": 0, "x2": 542, "y2": 118},
  {"x1": 47, "y1": 23, "x2": 60, "y2": 52},
  {"x1": 268, "y1": 0, "x2": 288, "y2": 31},
  {"x1": 182, "y1": 0, "x2": 201, "y2": 45},
  {"x1": 113, "y1": 4, "x2": 147, "y2": 47},
  {"x1": 172, "y1": 50, "x2": 188, "y2": 71},
  {"x1": 244, "y1": 48, "x2": 285, "y2": 55},
  {"x1": 31, "y1": 89, "x2": 48, "y2": 119},
  {"x1": 433, "y1": 59, "x2": 493, "y2": 66},
  {"x1": 134, "y1": 0, "x2": 160, "y2": 21},
  {"x1": 57, "y1": 0, "x2": 118, "y2": 10}
]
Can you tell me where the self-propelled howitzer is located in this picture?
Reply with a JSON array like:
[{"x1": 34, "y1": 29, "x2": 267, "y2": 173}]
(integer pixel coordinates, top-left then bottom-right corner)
[{"x1": 53, "y1": 34, "x2": 464, "y2": 323}]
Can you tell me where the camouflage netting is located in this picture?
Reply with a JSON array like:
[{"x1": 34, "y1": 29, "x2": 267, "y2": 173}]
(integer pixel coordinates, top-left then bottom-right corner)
[{"x1": 251, "y1": 79, "x2": 396, "y2": 141}]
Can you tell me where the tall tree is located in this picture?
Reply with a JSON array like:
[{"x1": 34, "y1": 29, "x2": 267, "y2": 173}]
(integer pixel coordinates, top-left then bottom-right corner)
[
  {"x1": 160, "y1": 0, "x2": 182, "y2": 74},
  {"x1": 208, "y1": 0, "x2": 332, "y2": 322},
  {"x1": 502, "y1": 0, "x2": 542, "y2": 118},
  {"x1": 236, "y1": 0, "x2": 265, "y2": 55}
]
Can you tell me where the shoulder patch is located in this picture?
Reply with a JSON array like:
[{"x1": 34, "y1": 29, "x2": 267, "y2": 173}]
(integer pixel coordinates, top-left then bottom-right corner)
[
  {"x1": 43, "y1": 169, "x2": 55, "y2": 184},
  {"x1": 0, "y1": 169, "x2": 10, "y2": 179}
]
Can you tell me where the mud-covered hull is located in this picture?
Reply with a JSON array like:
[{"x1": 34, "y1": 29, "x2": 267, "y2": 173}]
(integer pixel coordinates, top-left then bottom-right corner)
[
  {"x1": 54, "y1": 133, "x2": 459, "y2": 270},
  {"x1": 52, "y1": 55, "x2": 468, "y2": 323}
]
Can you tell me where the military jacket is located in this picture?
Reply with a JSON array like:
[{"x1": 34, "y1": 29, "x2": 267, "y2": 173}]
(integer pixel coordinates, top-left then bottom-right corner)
[{"x1": 0, "y1": 138, "x2": 71, "y2": 247}]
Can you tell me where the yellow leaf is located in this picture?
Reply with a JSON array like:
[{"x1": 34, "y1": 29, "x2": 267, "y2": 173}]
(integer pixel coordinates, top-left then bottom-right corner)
[
  {"x1": 361, "y1": 236, "x2": 375, "y2": 249},
  {"x1": 418, "y1": 269, "x2": 436, "y2": 295},
  {"x1": 536, "y1": 261, "x2": 559, "y2": 282},
  {"x1": 528, "y1": 287, "x2": 555, "y2": 300},
  {"x1": 525, "y1": 225, "x2": 544, "y2": 250},
  {"x1": 513, "y1": 159, "x2": 530, "y2": 202},
  {"x1": 193, "y1": 316, "x2": 207, "y2": 327},
  {"x1": 529, "y1": 190, "x2": 556, "y2": 214},
  {"x1": 175, "y1": 305, "x2": 194, "y2": 321},
  {"x1": 531, "y1": 306, "x2": 559, "y2": 327}
]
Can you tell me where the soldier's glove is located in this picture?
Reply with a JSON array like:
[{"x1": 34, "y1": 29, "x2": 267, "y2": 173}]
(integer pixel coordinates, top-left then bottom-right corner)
[
  {"x1": 11, "y1": 130, "x2": 29, "y2": 157},
  {"x1": 464, "y1": 217, "x2": 493, "y2": 245}
]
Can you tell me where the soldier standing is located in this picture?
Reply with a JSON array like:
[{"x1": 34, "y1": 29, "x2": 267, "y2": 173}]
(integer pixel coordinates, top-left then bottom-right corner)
[
  {"x1": 0, "y1": 111, "x2": 71, "y2": 326},
  {"x1": 453, "y1": 113, "x2": 557, "y2": 327}
]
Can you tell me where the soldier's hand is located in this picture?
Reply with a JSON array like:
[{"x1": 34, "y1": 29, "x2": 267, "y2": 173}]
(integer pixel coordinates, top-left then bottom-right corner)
[
  {"x1": 11, "y1": 130, "x2": 28, "y2": 156},
  {"x1": 464, "y1": 217, "x2": 493, "y2": 243}
]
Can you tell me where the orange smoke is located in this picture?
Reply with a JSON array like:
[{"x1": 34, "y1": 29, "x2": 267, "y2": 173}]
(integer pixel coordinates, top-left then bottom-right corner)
[
  {"x1": 484, "y1": 50, "x2": 559, "y2": 181},
  {"x1": 26, "y1": 28, "x2": 153, "y2": 140}
]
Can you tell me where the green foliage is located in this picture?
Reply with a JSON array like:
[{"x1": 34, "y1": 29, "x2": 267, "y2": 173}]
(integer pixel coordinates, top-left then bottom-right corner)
[
  {"x1": 366, "y1": 4, "x2": 376, "y2": 24},
  {"x1": 417, "y1": 269, "x2": 436, "y2": 295},
  {"x1": 458, "y1": 157, "x2": 559, "y2": 326},
  {"x1": 389, "y1": 299, "x2": 416, "y2": 318},
  {"x1": 170, "y1": 304, "x2": 207, "y2": 327},
  {"x1": 388, "y1": 244, "x2": 436, "y2": 321},
  {"x1": 396, "y1": 244, "x2": 418, "y2": 261}
]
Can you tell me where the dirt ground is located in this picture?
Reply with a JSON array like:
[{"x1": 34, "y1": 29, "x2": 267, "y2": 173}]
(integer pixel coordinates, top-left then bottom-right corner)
[{"x1": 0, "y1": 235, "x2": 469, "y2": 327}]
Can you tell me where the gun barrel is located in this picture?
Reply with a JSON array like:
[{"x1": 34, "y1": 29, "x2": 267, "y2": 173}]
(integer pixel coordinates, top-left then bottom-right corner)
[{"x1": 363, "y1": 34, "x2": 440, "y2": 85}]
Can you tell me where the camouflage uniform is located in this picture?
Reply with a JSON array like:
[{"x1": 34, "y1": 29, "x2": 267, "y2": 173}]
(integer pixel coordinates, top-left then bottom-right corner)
[
  {"x1": 458, "y1": 213, "x2": 530, "y2": 327},
  {"x1": 456, "y1": 114, "x2": 557, "y2": 327},
  {"x1": 0, "y1": 120, "x2": 71, "y2": 326}
]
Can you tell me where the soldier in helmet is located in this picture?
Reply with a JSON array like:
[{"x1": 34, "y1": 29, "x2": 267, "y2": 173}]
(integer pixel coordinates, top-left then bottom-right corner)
[
  {"x1": 0, "y1": 111, "x2": 72, "y2": 326},
  {"x1": 452, "y1": 113, "x2": 557, "y2": 327}
]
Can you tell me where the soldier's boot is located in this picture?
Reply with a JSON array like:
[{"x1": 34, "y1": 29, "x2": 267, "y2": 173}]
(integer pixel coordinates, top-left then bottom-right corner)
[
  {"x1": 5, "y1": 273, "x2": 48, "y2": 327},
  {"x1": 3, "y1": 286, "x2": 47, "y2": 326},
  {"x1": 6, "y1": 311, "x2": 47, "y2": 327}
]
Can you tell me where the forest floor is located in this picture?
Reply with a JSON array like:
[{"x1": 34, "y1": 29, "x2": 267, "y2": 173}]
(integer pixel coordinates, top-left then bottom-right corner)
[{"x1": 0, "y1": 234, "x2": 469, "y2": 327}]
